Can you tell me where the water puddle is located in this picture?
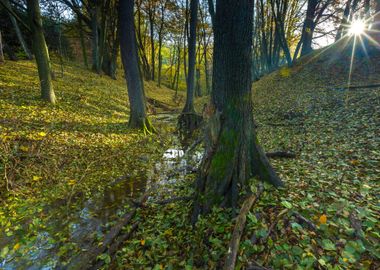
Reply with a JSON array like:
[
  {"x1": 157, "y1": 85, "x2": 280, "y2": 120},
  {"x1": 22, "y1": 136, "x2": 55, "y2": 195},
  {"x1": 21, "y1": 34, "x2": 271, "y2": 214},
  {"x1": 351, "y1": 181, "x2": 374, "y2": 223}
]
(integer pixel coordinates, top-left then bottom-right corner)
[{"x1": 0, "y1": 125, "x2": 202, "y2": 269}]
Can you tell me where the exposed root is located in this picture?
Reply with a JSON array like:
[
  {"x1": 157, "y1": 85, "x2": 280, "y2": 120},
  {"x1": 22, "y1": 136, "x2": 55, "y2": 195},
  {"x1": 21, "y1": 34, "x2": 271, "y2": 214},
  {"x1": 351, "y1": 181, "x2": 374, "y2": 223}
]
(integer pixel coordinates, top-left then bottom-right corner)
[
  {"x1": 128, "y1": 116, "x2": 156, "y2": 135},
  {"x1": 178, "y1": 112, "x2": 203, "y2": 146},
  {"x1": 192, "y1": 110, "x2": 284, "y2": 223}
]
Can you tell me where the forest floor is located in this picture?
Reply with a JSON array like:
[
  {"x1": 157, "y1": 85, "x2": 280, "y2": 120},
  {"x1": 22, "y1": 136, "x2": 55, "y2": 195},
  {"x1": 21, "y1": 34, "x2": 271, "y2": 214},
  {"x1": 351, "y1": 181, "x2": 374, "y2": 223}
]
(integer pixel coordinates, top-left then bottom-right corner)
[{"x1": 0, "y1": 41, "x2": 379, "y2": 270}]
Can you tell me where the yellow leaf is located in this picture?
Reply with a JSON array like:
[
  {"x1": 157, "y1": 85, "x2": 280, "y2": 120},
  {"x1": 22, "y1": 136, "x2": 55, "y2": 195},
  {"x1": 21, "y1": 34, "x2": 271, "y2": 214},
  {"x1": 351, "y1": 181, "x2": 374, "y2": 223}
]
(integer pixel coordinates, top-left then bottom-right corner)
[
  {"x1": 140, "y1": 239, "x2": 145, "y2": 246},
  {"x1": 13, "y1": 243, "x2": 21, "y2": 251},
  {"x1": 38, "y1": 132, "x2": 47, "y2": 137},
  {"x1": 280, "y1": 67, "x2": 291, "y2": 77},
  {"x1": 33, "y1": 176, "x2": 42, "y2": 181},
  {"x1": 319, "y1": 214, "x2": 327, "y2": 224},
  {"x1": 343, "y1": 258, "x2": 348, "y2": 262},
  {"x1": 67, "y1": 179, "x2": 76, "y2": 186},
  {"x1": 19, "y1": 145, "x2": 29, "y2": 152}
]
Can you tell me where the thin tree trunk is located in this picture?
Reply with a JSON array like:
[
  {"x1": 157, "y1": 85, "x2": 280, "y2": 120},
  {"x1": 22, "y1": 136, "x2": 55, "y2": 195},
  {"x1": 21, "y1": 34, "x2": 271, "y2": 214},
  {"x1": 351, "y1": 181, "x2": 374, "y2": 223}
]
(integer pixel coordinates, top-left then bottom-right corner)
[
  {"x1": 183, "y1": 0, "x2": 199, "y2": 113},
  {"x1": 91, "y1": 3, "x2": 101, "y2": 73},
  {"x1": 158, "y1": 35, "x2": 163, "y2": 87},
  {"x1": 119, "y1": 0, "x2": 154, "y2": 133},
  {"x1": 0, "y1": 31, "x2": 4, "y2": 63},
  {"x1": 148, "y1": 1, "x2": 155, "y2": 81},
  {"x1": 192, "y1": 0, "x2": 283, "y2": 222},
  {"x1": 78, "y1": 15, "x2": 88, "y2": 68},
  {"x1": 4, "y1": 0, "x2": 33, "y2": 60},
  {"x1": 336, "y1": 0, "x2": 352, "y2": 41},
  {"x1": 27, "y1": 0, "x2": 56, "y2": 104}
]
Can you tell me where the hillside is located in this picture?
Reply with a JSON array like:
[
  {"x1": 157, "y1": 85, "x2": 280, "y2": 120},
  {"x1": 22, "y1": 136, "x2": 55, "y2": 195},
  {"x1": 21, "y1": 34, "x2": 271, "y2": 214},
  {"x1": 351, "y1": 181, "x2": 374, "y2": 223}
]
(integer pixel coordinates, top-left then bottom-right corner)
[
  {"x1": 250, "y1": 41, "x2": 380, "y2": 269},
  {"x1": 0, "y1": 41, "x2": 379, "y2": 269}
]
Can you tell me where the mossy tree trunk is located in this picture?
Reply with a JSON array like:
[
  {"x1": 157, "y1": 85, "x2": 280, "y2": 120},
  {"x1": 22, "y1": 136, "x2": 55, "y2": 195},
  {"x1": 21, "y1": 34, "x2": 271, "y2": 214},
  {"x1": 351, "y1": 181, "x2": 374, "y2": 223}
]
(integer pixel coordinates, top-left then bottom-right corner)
[
  {"x1": 192, "y1": 0, "x2": 284, "y2": 222},
  {"x1": 27, "y1": 0, "x2": 56, "y2": 104},
  {"x1": 119, "y1": 0, "x2": 154, "y2": 133}
]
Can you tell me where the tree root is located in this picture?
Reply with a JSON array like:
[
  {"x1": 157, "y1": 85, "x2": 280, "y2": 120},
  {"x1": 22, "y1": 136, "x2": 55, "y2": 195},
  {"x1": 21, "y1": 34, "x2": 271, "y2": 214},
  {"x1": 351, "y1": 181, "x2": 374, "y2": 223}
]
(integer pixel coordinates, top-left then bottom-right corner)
[
  {"x1": 223, "y1": 185, "x2": 264, "y2": 270},
  {"x1": 128, "y1": 116, "x2": 156, "y2": 135}
]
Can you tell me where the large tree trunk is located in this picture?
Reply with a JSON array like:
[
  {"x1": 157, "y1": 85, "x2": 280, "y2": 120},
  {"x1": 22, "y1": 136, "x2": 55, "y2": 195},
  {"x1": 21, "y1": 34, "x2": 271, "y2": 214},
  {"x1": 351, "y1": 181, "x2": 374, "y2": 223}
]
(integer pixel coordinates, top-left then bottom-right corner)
[
  {"x1": 183, "y1": 0, "x2": 199, "y2": 113},
  {"x1": 27, "y1": 0, "x2": 56, "y2": 104},
  {"x1": 119, "y1": 0, "x2": 154, "y2": 133},
  {"x1": 300, "y1": 0, "x2": 318, "y2": 56},
  {"x1": 192, "y1": 0, "x2": 283, "y2": 222},
  {"x1": 4, "y1": 0, "x2": 33, "y2": 60}
]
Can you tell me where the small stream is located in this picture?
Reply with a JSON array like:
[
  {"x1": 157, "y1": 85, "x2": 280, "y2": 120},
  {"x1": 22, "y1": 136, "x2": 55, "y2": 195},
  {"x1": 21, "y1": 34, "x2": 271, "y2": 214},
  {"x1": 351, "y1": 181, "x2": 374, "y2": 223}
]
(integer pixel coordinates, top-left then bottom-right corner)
[{"x1": 0, "y1": 117, "x2": 202, "y2": 269}]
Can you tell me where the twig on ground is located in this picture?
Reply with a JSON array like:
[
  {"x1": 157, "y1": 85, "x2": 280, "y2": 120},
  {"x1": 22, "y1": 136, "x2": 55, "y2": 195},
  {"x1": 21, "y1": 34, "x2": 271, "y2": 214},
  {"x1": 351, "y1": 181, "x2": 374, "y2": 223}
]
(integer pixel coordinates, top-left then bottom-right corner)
[
  {"x1": 291, "y1": 211, "x2": 318, "y2": 231},
  {"x1": 223, "y1": 185, "x2": 264, "y2": 270},
  {"x1": 266, "y1": 151, "x2": 296, "y2": 159},
  {"x1": 154, "y1": 195, "x2": 192, "y2": 205}
]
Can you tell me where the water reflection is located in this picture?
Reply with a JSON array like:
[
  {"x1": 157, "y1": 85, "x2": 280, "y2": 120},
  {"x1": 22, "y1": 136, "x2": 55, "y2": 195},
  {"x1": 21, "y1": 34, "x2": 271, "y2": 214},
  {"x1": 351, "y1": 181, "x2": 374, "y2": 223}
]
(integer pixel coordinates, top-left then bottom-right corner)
[{"x1": 0, "y1": 130, "x2": 202, "y2": 269}]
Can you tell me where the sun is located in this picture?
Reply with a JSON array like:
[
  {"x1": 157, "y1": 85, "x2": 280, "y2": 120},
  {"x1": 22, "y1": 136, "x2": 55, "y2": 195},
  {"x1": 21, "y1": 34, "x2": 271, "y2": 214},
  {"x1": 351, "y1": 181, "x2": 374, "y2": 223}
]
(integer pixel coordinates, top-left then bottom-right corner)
[{"x1": 348, "y1": 19, "x2": 366, "y2": 36}]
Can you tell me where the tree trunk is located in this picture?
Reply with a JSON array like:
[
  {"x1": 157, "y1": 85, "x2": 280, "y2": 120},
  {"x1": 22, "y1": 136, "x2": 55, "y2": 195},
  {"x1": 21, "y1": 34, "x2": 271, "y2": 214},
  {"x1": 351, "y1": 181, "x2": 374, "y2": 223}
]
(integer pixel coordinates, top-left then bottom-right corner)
[
  {"x1": 300, "y1": 0, "x2": 318, "y2": 56},
  {"x1": 4, "y1": 0, "x2": 33, "y2": 60},
  {"x1": 192, "y1": 0, "x2": 283, "y2": 222},
  {"x1": 336, "y1": 0, "x2": 352, "y2": 41},
  {"x1": 78, "y1": 15, "x2": 88, "y2": 68},
  {"x1": 183, "y1": 0, "x2": 199, "y2": 113},
  {"x1": 91, "y1": 3, "x2": 101, "y2": 73},
  {"x1": 373, "y1": 0, "x2": 380, "y2": 43},
  {"x1": 0, "y1": 31, "x2": 4, "y2": 63},
  {"x1": 119, "y1": 0, "x2": 154, "y2": 133},
  {"x1": 27, "y1": 0, "x2": 56, "y2": 104},
  {"x1": 148, "y1": 2, "x2": 155, "y2": 81},
  {"x1": 158, "y1": 35, "x2": 163, "y2": 87}
]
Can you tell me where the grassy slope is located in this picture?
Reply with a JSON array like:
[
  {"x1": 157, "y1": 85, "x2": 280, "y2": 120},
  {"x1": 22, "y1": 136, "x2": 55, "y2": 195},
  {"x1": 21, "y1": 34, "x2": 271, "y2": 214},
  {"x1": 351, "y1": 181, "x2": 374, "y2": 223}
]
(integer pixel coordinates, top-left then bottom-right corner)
[{"x1": 0, "y1": 59, "x2": 183, "y2": 247}]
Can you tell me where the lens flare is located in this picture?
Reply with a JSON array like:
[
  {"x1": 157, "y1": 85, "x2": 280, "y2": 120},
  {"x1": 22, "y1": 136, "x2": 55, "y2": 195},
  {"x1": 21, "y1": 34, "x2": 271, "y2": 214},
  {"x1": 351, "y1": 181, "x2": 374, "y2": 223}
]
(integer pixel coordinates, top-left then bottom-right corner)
[{"x1": 348, "y1": 20, "x2": 366, "y2": 36}]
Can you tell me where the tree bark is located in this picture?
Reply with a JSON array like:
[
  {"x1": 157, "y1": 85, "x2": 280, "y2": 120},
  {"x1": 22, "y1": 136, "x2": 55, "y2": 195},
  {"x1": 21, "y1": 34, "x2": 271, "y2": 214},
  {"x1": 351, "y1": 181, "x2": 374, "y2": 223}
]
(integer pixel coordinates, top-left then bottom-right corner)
[
  {"x1": 192, "y1": 0, "x2": 283, "y2": 222},
  {"x1": 119, "y1": 0, "x2": 154, "y2": 133},
  {"x1": 183, "y1": 0, "x2": 199, "y2": 113},
  {"x1": 27, "y1": 0, "x2": 56, "y2": 104},
  {"x1": 300, "y1": 0, "x2": 318, "y2": 56}
]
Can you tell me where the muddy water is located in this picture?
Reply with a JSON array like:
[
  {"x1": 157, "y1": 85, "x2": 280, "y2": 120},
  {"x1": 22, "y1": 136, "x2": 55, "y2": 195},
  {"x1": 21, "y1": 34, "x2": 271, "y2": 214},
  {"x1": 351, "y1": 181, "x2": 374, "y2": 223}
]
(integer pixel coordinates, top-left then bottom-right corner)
[{"x1": 0, "y1": 122, "x2": 202, "y2": 269}]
